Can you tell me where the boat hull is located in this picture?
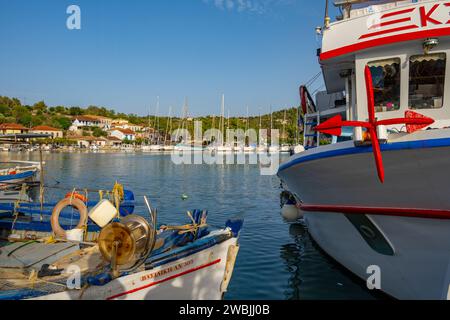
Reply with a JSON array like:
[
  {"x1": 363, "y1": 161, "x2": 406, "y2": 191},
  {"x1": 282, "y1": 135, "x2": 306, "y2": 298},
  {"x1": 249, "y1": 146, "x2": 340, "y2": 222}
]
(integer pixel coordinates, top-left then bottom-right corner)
[
  {"x1": 32, "y1": 237, "x2": 238, "y2": 300},
  {"x1": 278, "y1": 139, "x2": 450, "y2": 299}
]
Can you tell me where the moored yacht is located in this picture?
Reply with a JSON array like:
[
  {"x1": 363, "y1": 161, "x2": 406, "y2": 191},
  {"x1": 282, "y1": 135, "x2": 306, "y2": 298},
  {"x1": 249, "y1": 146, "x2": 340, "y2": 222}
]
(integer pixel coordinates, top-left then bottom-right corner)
[{"x1": 278, "y1": 0, "x2": 450, "y2": 300}]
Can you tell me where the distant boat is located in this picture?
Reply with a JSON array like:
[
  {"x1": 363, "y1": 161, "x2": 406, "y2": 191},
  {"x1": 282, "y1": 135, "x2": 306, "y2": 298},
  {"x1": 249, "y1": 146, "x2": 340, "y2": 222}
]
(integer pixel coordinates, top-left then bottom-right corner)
[
  {"x1": 0, "y1": 161, "x2": 41, "y2": 190},
  {"x1": 163, "y1": 145, "x2": 175, "y2": 152},
  {"x1": 280, "y1": 145, "x2": 291, "y2": 153},
  {"x1": 174, "y1": 143, "x2": 204, "y2": 152},
  {"x1": 256, "y1": 145, "x2": 268, "y2": 153},
  {"x1": 243, "y1": 146, "x2": 256, "y2": 153},
  {"x1": 269, "y1": 107, "x2": 279, "y2": 154},
  {"x1": 217, "y1": 145, "x2": 234, "y2": 153},
  {"x1": 268, "y1": 145, "x2": 280, "y2": 154},
  {"x1": 213, "y1": 94, "x2": 234, "y2": 154},
  {"x1": 280, "y1": 110, "x2": 291, "y2": 153}
]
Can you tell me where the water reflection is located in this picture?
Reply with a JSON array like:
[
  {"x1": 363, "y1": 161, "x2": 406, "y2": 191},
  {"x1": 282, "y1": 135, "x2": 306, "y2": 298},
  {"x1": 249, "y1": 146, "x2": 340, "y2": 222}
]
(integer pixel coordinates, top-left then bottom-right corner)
[{"x1": 281, "y1": 221, "x2": 382, "y2": 300}]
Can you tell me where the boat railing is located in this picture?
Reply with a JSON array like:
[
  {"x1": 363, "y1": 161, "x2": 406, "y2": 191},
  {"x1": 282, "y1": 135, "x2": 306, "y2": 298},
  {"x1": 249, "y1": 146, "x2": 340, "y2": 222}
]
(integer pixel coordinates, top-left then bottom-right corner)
[{"x1": 333, "y1": 0, "x2": 423, "y2": 20}]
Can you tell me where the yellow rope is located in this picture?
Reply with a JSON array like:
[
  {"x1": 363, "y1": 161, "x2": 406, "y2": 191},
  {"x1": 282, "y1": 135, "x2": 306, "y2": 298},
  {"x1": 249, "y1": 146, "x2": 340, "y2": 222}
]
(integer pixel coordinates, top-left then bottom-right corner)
[
  {"x1": 69, "y1": 188, "x2": 77, "y2": 205},
  {"x1": 160, "y1": 211, "x2": 207, "y2": 235},
  {"x1": 112, "y1": 182, "x2": 124, "y2": 218},
  {"x1": 11, "y1": 183, "x2": 27, "y2": 232}
]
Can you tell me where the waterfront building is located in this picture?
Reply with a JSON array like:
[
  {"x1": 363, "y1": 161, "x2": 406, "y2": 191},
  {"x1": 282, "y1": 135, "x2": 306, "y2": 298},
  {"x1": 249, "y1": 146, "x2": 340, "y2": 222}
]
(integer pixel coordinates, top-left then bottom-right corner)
[
  {"x1": 30, "y1": 125, "x2": 63, "y2": 139},
  {"x1": 0, "y1": 123, "x2": 30, "y2": 135},
  {"x1": 69, "y1": 116, "x2": 101, "y2": 132},
  {"x1": 109, "y1": 128, "x2": 136, "y2": 141}
]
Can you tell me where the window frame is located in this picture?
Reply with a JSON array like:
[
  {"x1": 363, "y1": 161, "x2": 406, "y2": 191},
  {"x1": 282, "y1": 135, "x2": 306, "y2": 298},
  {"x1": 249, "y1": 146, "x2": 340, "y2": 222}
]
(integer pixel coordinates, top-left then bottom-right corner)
[
  {"x1": 367, "y1": 57, "x2": 402, "y2": 113},
  {"x1": 407, "y1": 52, "x2": 447, "y2": 111}
]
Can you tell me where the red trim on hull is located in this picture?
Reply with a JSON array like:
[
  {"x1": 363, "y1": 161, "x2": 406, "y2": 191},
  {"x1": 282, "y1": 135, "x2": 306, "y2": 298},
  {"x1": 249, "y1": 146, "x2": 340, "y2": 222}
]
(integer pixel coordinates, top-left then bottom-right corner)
[
  {"x1": 320, "y1": 27, "x2": 450, "y2": 61},
  {"x1": 106, "y1": 259, "x2": 222, "y2": 300},
  {"x1": 298, "y1": 204, "x2": 450, "y2": 220}
]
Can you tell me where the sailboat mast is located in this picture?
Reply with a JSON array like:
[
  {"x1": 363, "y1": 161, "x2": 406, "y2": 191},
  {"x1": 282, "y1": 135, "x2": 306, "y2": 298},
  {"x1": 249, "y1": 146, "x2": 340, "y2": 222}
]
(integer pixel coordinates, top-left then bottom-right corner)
[
  {"x1": 156, "y1": 96, "x2": 160, "y2": 143},
  {"x1": 165, "y1": 106, "x2": 172, "y2": 144},
  {"x1": 221, "y1": 94, "x2": 225, "y2": 145},
  {"x1": 283, "y1": 109, "x2": 286, "y2": 145},
  {"x1": 246, "y1": 106, "x2": 249, "y2": 132}
]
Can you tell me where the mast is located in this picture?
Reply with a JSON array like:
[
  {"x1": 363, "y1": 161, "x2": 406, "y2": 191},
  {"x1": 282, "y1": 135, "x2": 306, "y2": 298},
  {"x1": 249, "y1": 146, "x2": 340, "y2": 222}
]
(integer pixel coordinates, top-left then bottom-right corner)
[
  {"x1": 283, "y1": 109, "x2": 286, "y2": 145},
  {"x1": 270, "y1": 106, "x2": 273, "y2": 145},
  {"x1": 155, "y1": 96, "x2": 160, "y2": 143},
  {"x1": 147, "y1": 105, "x2": 151, "y2": 144},
  {"x1": 164, "y1": 106, "x2": 172, "y2": 145},
  {"x1": 246, "y1": 106, "x2": 249, "y2": 132},
  {"x1": 221, "y1": 94, "x2": 225, "y2": 146},
  {"x1": 270, "y1": 106, "x2": 273, "y2": 131},
  {"x1": 259, "y1": 108, "x2": 262, "y2": 130}
]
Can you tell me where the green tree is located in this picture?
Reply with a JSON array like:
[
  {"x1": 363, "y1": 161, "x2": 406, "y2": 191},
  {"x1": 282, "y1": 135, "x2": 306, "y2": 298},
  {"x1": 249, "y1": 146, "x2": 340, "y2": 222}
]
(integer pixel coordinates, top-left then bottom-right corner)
[
  {"x1": 69, "y1": 107, "x2": 84, "y2": 116},
  {"x1": 92, "y1": 127, "x2": 107, "y2": 137},
  {"x1": 52, "y1": 117, "x2": 72, "y2": 130},
  {"x1": 33, "y1": 101, "x2": 48, "y2": 114}
]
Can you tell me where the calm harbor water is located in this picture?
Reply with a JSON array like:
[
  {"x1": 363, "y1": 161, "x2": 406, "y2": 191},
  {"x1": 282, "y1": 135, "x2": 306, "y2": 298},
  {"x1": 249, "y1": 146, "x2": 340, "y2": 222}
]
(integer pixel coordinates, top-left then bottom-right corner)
[{"x1": 2, "y1": 152, "x2": 379, "y2": 300}]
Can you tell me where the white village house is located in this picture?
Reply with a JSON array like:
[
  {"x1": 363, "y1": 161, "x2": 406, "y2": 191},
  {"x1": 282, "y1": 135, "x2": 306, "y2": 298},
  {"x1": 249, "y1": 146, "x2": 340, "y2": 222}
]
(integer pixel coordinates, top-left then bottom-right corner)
[
  {"x1": 109, "y1": 128, "x2": 136, "y2": 141},
  {"x1": 69, "y1": 116, "x2": 101, "y2": 132}
]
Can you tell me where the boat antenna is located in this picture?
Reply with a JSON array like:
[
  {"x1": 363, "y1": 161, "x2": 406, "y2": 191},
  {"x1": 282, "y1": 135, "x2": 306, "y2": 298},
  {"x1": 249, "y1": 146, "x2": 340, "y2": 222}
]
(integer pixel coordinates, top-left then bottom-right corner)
[{"x1": 324, "y1": 0, "x2": 330, "y2": 28}]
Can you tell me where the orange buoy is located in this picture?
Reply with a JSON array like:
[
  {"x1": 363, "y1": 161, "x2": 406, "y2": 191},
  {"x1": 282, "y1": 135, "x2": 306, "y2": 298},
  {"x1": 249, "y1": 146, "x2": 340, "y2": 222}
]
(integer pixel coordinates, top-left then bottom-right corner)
[{"x1": 65, "y1": 192, "x2": 88, "y2": 203}]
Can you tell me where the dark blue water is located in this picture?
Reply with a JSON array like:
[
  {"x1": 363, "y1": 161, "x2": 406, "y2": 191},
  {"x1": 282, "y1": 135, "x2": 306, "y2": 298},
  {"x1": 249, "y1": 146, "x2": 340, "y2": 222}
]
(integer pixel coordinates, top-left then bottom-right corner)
[{"x1": 1, "y1": 152, "x2": 377, "y2": 300}]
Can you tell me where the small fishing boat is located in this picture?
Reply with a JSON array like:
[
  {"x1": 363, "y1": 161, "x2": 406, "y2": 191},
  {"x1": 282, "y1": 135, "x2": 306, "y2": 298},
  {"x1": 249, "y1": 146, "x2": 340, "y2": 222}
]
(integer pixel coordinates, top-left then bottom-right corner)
[
  {"x1": 141, "y1": 145, "x2": 163, "y2": 152},
  {"x1": 0, "y1": 161, "x2": 41, "y2": 190},
  {"x1": 162, "y1": 145, "x2": 175, "y2": 152},
  {"x1": 243, "y1": 146, "x2": 256, "y2": 153},
  {"x1": 174, "y1": 143, "x2": 204, "y2": 152},
  {"x1": 0, "y1": 184, "x2": 242, "y2": 300}
]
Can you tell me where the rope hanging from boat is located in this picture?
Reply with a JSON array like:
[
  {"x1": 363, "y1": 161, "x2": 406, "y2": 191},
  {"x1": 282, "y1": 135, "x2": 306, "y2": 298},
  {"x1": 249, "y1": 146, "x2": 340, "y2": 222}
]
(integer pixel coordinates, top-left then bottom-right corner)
[
  {"x1": 160, "y1": 211, "x2": 207, "y2": 236},
  {"x1": 39, "y1": 146, "x2": 45, "y2": 222},
  {"x1": 11, "y1": 183, "x2": 28, "y2": 232},
  {"x1": 112, "y1": 182, "x2": 124, "y2": 218}
]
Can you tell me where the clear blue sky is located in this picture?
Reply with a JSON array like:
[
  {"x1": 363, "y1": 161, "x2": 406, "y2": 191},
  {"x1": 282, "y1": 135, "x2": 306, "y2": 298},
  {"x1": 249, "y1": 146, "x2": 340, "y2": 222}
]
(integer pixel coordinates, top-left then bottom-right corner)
[{"x1": 0, "y1": 0, "x2": 337, "y2": 117}]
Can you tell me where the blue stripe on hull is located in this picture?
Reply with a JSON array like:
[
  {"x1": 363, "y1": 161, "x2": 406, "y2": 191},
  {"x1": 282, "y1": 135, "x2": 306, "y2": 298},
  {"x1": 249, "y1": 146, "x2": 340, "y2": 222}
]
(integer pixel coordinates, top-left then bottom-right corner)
[
  {"x1": 0, "y1": 170, "x2": 36, "y2": 182},
  {"x1": 278, "y1": 137, "x2": 450, "y2": 174}
]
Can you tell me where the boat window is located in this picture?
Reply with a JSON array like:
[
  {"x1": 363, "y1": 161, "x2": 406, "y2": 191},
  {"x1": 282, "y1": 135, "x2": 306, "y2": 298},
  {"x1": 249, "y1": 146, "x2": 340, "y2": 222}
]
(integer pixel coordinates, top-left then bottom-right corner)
[
  {"x1": 368, "y1": 58, "x2": 401, "y2": 113},
  {"x1": 409, "y1": 53, "x2": 446, "y2": 110}
]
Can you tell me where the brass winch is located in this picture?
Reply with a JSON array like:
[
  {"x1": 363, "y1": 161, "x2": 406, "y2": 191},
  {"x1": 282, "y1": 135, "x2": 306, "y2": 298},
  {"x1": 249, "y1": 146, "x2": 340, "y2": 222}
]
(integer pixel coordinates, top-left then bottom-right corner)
[{"x1": 98, "y1": 214, "x2": 156, "y2": 274}]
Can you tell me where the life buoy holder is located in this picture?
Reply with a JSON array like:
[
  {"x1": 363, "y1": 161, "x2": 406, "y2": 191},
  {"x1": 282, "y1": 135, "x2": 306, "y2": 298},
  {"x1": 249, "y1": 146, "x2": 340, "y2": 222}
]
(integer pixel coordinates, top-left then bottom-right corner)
[
  {"x1": 65, "y1": 192, "x2": 88, "y2": 203},
  {"x1": 51, "y1": 198, "x2": 88, "y2": 239}
]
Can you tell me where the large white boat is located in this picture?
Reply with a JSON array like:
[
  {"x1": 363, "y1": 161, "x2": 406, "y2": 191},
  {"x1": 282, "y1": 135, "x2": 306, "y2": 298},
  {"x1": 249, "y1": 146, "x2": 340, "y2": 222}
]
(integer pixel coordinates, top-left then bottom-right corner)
[{"x1": 278, "y1": 0, "x2": 450, "y2": 300}]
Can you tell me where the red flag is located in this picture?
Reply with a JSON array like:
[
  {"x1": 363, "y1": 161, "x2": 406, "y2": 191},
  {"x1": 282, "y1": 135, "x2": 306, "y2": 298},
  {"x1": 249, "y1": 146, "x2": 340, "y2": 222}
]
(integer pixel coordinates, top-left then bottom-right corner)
[{"x1": 405, "y1": 110, "x2": 434, "y2": 133}]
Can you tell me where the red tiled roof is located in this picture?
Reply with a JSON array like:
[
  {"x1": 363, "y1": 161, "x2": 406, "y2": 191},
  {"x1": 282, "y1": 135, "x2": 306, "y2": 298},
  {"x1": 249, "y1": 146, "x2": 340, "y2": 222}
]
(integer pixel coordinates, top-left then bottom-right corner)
[
  {"x1": 107, "y1": 136, "x2": 122, "y2": 141},
  {"x1": 113, "y1": 128, "x2": 135, "y2": 135},
  {"x1": 86, "y1": 115, "x2": 113, "y2": 121},
  {"x1": 0, "y1": 123, "x2": 28, "y2": 130},
  {"x1": 73, "y1": 116, "x2": 100, "y2": 122},
  {"x1": 31, "y1": 125, "x2": 61, "y2": 132}
]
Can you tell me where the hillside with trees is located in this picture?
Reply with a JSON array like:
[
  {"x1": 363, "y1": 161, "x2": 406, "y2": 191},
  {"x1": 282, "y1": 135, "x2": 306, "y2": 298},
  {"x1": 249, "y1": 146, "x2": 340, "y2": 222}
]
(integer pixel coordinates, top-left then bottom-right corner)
[{"x1": 0, "y1": 96, "x2": 302, "y2": 144}]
